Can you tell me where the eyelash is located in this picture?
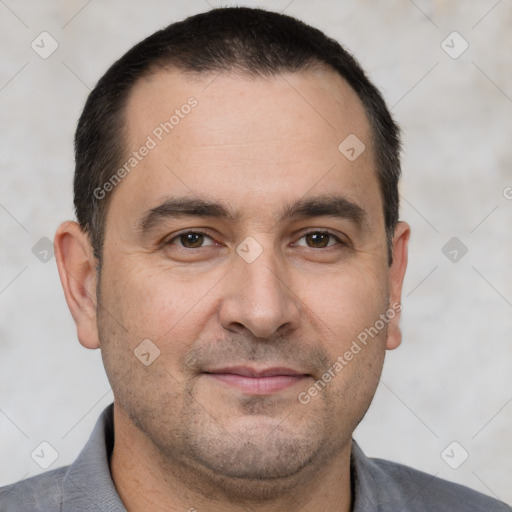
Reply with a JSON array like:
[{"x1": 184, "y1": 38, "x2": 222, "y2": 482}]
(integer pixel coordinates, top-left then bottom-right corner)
[{"x1": 165, "y1": 230, "x2": 346, "y2": 249}]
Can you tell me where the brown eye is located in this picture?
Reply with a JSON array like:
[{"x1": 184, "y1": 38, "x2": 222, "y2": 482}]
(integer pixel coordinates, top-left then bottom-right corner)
[
  {"x1": 296, "y1": 231, "x2": 340, "y2": 248},
  {"x1": 170, "y1": 232, "x2": 214, "y2": 248}
]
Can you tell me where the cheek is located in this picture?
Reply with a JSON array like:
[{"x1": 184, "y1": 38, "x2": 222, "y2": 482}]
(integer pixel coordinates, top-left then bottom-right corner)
[
  {"x1": 297, "y1": 259, "x2": 389, "y2": 345},
  {"x1": 99, "y1": 257, "x2": 223, "y2": 349},
  {"x1": 96, "y1": 261, "x2": 216, "y2": 412},
  {"x1": 297, "y1": 260, "x2": 389, "y2": 396}
]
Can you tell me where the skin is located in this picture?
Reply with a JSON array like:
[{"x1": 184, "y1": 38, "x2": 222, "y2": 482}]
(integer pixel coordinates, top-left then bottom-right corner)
[{"x1": 55, "y1": 66, "x2": 410, "y2": 512}]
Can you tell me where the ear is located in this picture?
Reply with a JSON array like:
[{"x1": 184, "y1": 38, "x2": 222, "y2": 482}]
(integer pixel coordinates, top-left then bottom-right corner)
[
  {"x1": 54, "y1": 221, "x2": 100, "y2": 349},
  {"x1": 385, "y1": 221, "x2": 410, "y2": 350}
]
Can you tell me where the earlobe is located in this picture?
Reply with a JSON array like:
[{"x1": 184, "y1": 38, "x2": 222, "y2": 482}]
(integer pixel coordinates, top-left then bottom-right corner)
[
  {"x1": 386, "y1": 221, "x2": 410, "y2": 350},
  {"x1": 54, "y1": 221, "x2": 100, "y2": 349}
]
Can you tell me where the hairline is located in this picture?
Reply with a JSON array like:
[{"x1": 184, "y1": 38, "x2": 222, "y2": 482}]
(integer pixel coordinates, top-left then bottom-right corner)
[{"x1": 91, "y1": 62, "x2": 392, "y2": 269}]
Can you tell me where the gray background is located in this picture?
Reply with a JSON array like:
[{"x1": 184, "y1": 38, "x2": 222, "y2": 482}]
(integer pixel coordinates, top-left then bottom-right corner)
[{"x1": 1, "y1": 0, "x2": 511, "y2": 504}]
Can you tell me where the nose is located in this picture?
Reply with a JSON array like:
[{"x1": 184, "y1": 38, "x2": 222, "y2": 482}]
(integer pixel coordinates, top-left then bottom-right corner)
[{"x1": 218, "y1": 248, "x2": 301, "y2": 339}]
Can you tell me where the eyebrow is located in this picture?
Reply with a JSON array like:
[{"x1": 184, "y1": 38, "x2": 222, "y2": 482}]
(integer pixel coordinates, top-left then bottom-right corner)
[{"x1": 138, "y1": 194, "x2": 368, "y2": 233}]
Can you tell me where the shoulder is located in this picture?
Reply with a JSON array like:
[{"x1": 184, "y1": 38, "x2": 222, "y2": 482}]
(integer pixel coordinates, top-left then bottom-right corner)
[
  {"x1": 370, "y1": 456, "x2": 511, "y2": 511},
  {"x1": 0, "y1": 466, "x2": 69, "y2": 511},
  {"x1": 0, "y1": 404, "x2": 125, "y2": 512},
  {"x1": 351, "y1": 441, "x2": 511, "y2": 511}
]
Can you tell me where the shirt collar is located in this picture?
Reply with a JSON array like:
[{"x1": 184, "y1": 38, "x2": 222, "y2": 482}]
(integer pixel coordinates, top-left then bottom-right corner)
[{"x1": 61, "y1": 403, "x2": 126, "y2": 512}]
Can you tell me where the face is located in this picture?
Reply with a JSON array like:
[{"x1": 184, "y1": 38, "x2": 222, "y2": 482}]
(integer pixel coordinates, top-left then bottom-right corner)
[{"x1": 88, "y1": 67, "x2": 407, "y2": 490}]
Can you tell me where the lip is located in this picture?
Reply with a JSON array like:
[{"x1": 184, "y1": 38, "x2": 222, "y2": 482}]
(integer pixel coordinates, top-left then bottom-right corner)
[
  {"x1": 205, "y1": 366, "x2": 307, "y2": 377},
  {"x1": 203, "y1": 366, "x2": 310, "y2": 394}
]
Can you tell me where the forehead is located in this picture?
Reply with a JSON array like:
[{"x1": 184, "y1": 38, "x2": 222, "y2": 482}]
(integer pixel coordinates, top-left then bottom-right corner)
[
  {"x1": 125, "y1": 65, "x2": 371, "y2": 149},
  {"x1": 108, "y1": 66, "x2": 380, "y2": 227}
]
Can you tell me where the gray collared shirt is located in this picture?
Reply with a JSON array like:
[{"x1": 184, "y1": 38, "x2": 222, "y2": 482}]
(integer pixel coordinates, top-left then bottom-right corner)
[{"x1": 1, "y1": 404, "x2": 510, "y2": 511}]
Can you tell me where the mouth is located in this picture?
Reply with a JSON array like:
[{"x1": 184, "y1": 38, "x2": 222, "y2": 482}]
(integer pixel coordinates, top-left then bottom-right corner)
[{"x1": 203, "y1": 366, "x2": 311, "y2": 394}]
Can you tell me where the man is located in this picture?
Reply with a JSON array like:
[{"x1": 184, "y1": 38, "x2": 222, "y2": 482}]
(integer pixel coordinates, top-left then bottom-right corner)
[{"x1": 1, "y1": 6, "x2": 509, "y2": 512}]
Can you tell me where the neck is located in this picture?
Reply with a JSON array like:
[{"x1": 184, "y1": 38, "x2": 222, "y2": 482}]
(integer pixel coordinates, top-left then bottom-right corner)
[{"x1": 110, "y1": 404, "x2": 353, "y2": 512}]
